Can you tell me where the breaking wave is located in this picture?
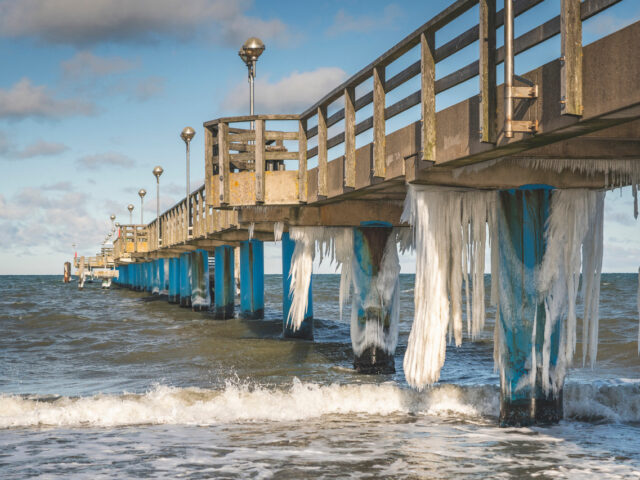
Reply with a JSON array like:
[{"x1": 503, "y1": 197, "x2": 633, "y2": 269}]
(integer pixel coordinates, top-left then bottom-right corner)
[{"x1": 1, "y1": 379, "x2": 638, "y2": 429}]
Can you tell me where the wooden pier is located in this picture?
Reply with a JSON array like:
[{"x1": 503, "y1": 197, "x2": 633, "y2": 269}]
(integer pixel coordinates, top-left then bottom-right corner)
[{"x1": 93, "y1": 0, "x2": 639, "y2": 427}]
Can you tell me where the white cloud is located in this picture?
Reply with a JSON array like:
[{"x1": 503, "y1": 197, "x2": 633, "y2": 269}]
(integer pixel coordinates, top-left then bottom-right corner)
[
  {"x1": 41, "y1": 181, "x2": 74, "y2": 191},
  {"x1": 61, "y1": 51, "x2": 137, "y2": 80},
  {"x1": 0, "y1": 78, "x2": 95, "y2": 120},
  {"x1": 133, "y1": 76, "x2": 165, "y2": 101},
  {"x1": 326, "y1": 4, "x2": 402, "y2": 37},
  {"x1": 13, "y1": 140, "x2": 69, "y2": 159},
  {"x1": 0, "y1": 0, "x2": 293, "y2": 47},
  {"x1": 76, "y1": 151, "x2": 135, "y2": 170},
  {"x1": 222, "y1": 67, "x2": 348, "y2": 113}
]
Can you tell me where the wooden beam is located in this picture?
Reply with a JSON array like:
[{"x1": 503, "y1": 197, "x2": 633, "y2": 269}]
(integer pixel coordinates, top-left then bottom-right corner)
[
  {"x1": 373, "y1": 65, "x2": 386, "y2": 178},
  {"x1": 344, "y1": 86, "x2": 356, "y2": 188},
  {"x1": 255, "y1": 119, "x2": 265, "y2": 203},
  {"x1": 420, "y1": 31, "x2": 436, "y2": 161},
  {"x1": 217, "y1": 122, "x2": 229, "y2": 206},
  {"x1": 561, "y1": 0, "x2": 583, "y2": 116},
  {"x1": 317, "y1": 105, "x2": 328, "y2": 198},
  {"x1": 479, "y1": 0, "x2": 497, "y2": 143},
  {"x1": 298, "y1": 119, "x2": 308, "y2": 203}
]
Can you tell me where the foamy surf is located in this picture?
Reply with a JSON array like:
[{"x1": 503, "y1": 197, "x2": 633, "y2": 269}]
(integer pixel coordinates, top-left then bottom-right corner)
[{"x1": 1, "y1": 380, "x2": 638, "y2": 429}]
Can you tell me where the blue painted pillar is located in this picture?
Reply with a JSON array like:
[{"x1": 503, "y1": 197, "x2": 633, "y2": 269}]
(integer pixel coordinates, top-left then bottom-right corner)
[
  {"x1": 168, "y1": 257, "x2": 180, "y2": 304},
  {"x1": 191, "y1": 249, "x2": 211, "y2": 312},
  {"x1": 240, "y1": 239, "x2": 265, "y2": 319},
  {"x1": 179, "y1": 252, "x2": 192, "y2": 308},
  {"x1": 497, "y1": 186, "x2": 562, "y2": 427},
  {"x1": 162, "y1": 258, "x2": 169, "y2": 295},
  {"x1": 214, "y1": 245, "x2": 235, "y2": 319},
  {"x1": 135, "y1": 263, "x2": 142, "y2": 291},
  {"x1": 146, "y1": 262, "x2": 153, "y2": 293},
  {"x1": 352, "y1": 224, "x2": 397, "y2": 374},
  {"x1": 282, "y1": 232, "x2": 313, "y2": 339}
]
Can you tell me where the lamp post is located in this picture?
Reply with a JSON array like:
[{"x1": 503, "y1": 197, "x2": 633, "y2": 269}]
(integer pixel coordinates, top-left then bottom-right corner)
[
  {"x1": 127, "y1": 204, "x2": 134, "y2": 224},
  {"x1": 153, "y1": 166, "x2": 163, "y2": 247},
  {"x1": 181, "y1": 126, "x2": 195, "y2": 237},
  {"x1": 239, "y1": 37, "x2": 265, "y2": 124},
  {"x1": 138, "y1": 189, "x2": 146, "y2": 224}
]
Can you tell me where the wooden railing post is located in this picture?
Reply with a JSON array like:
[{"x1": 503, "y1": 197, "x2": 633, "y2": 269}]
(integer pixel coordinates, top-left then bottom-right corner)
[
  {"x1": 561, "y1": 0, "x2": 582, "y2": 116},
  {"x1": 298, "y1": 118, "x2": 308, "y2": 203},
  {"x1": 420, "y1": 31, "x2": 436, "y2": 160},
  {"x1": 317, "y1": 106, "x2": 328, "y2": 198},
  {"x1": 479, "y1": 0, "x2": 497, "y2": 143},
  {"x1": 255, "y1": 119, "x2": 265, "y2": 203},
  {"x1": 218, "y1": 122, "x2": 230, "y2": 206},
  {"x1": 344, "y1": 86, "x2": 356, "y2": 188},
  {"x1": 373, "y1": 65, "x2": 386, "y2": 178}
]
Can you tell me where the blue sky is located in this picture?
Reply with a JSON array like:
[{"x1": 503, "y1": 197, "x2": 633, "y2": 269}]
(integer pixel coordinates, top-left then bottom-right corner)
[{"x1": 0, "y1": 0, "x2": 638, "y2": 274}]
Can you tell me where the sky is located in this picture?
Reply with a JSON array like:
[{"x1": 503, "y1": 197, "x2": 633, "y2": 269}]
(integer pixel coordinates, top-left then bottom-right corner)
[{"x1": 0, "y1": 0, "x2": 638, "y2": 275}]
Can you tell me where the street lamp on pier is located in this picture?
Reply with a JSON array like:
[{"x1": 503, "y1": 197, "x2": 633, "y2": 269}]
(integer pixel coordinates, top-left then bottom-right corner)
[
  {"x1": 239, "y1": 37, "x2": 265, "y2": 124},
  {"x1": 153, "y1": 166, "x2": 163, "y2": 247},
  {"x1": 138, "y1": 189, "x2": 146, "y2": 224},
  {"x1": 181, "y1": 126, "x2": 195, "y2": 237},
  {"x1": 127, "y1": 204, "x2": 134, "y2": 224}
]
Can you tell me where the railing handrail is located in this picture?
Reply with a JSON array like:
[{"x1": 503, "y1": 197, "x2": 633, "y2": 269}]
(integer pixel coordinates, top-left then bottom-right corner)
[{"x1": 204, "y1": 114, "x2": 300, "y2": 128}]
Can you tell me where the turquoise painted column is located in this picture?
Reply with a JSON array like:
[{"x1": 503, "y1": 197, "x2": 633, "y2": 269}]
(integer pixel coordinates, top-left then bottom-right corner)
[
  {"x1": 152, "y1": 259, "x2": 161, "y2": 295},
  {"x1": 191, "y1": 249, "x2": 211, "y2": 312},
  {"x1": 240, "y1": 239, "x2": 264, "y2": 319},
  {"x1": 146, "y1": 262, "x2": 153, "y2": 293},
  {"x1": 214, "y1": 245, "x2": 235, "y2": 319},
  {"x1": 282, "y1": 232, "x2": 313, "y2": 339},
  {"x1": 162, "y1": 258, "x2": 169, "y2": 295},
  {"x1": 352, "y1": 223, "x2": 398, "y2": 374},
  {"x1": 168, "y1": 257, "x2": 180, "y2": 304},
  {"x1": 135, "y1": 263, "x2": 142, "y2": 291},
  {"x1": 179, "y1": 252, "x2": 192, "y2": 308},
  {"x1": 497, "y1": 185, "x2": 562, "y2": 427}
]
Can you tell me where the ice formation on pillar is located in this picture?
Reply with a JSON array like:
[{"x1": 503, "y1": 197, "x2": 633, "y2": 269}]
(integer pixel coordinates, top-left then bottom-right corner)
[
  {"x1": 637, "y1": 267, "x2": 640, "y2": 354},
  {"x1": 523, "y1": 189, "x2": 605, "y2": 395},
  {"x1": 348, "y1": 229, "x2": 401, "y2": 357},
  {"x1": 248, "y1": 222, "x2": 255, "y2": 240},
  {"x1": 401, "y1": 185, "x2": 497, "y2": 390},
  {"x1": 287, "y1": 227, "x2": 323, "y2": 331},
  {"x1": 162, "y1": 260, "x2": 169, "y2": 295},
  {"x1": 273, "y1": 222, "x2": 284, "y2": 242}
]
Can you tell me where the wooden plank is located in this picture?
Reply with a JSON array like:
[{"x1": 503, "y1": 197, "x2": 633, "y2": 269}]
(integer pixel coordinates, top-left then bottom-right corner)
[
  {"x1": 317, "y1": 105, "x2": 328, "y2": 198},
  {"x1": 421, "y1": 31, "x2": 436, "y2": 161},
  {"x1": 561, "y1": 0, "x2": 582, "y2": 116},
  {"x1": 255, "y1": 119, "x2": 265, "y2": 203},
  {"x1": 265, "y1": 151, "x2": 300, "y2": 161},
  {"x1": 298, "y1": 119, "x2": 307, "y2": 203},
  {"x1": 265, "y1": 131, "x2": 299, "y2": 141},
  {"x1": 204, "y1": 114, "x2": 299, "y2": 127},
  {"x1": 373, "y1": 65, "x2": 386, "y2": 178},
  {"x1": 205, "y1": 128, "x2": 214, "y2": 206},
  {"x1": 479, "y1": 0, "x2": 497, "y2": 143},
  {"x1": 217, "y1": 122, "x2": 230, "y2": 206},
  {"x1": 344, "y1": 86, "x2": 356, "y2": 188}
]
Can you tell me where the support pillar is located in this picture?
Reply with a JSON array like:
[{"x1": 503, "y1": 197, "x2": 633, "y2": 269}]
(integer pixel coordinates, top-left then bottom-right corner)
[
  {"x1": 214, "y1": 246, "x2": 235, "y2": 319},
  {"x1": 191, "y1": 249, "x2": 211, "y2": 312},
  {"x1": 282, "y1": 232, "x2": 313, "y2": 339},
  {"x1": 497, "y1": 186, "x2": 563, "y2": 427},
  {"x1": 179, "y1": 252, "x2": 192, "y2": 308},
  {"x1": 351, "y1": 223, "x2": 398, "y2": 374},
  {"x1": 240, "y1": 239, "x2": 264, "y2": 319},
  {"x1": 168, "y1": 257, "x2": 180, "y2": 304}
]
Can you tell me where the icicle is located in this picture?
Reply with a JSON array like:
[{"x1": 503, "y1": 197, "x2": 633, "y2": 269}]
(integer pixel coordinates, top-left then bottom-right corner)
[
  {"x1": 287, "y1": 227, "x2": 322, "y2": 331},
  {"x1": 248, "y1": 222, "x2": 255, "y2": 240},
  {"x1": 536, "y1": 189, "x2": 605, "y2": 395},
  {"x1": 637, "y1": 267, "x2": 639, "y2": 355},
  {"x1": 401, "y1": 185, "x2": 497, "y2": 390},
  {"x1": 273, "y1": 221, "x2": 284, "y2": 242}
]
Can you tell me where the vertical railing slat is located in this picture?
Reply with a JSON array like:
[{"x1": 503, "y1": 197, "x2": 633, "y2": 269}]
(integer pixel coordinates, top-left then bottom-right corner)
[
  {"x1": 373, "y1": 65, "x2": 386, "y2": 178},
  {"x1": 298, "y1": 119, "x2": 308, "y2": 203},
  {"x1": 421, "y1": 31, "x2": 436, "y2": 161},
  {"x1": 317, "y1": 106, "x2": 328, "y2": 198},
  {"x1": 344, "y1": 86, "x2": 356, "y2": 188},
  {"x1": 218, "y1": 122, "x2": 230, "y2": 206},
  {"x1": 479, "y1": 0, "x2": 497, "y2": 143},
  {"x1": 561, "y1": 0, "x2": 582, "y2": 116}
]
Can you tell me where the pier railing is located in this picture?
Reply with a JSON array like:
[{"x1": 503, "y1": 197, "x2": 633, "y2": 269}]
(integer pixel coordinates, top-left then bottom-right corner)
[
  {"x1": 113, "y1": 225, "x2": 149, "y2": 259},
  {"x1": 203, "y1": 114, "x2": 307, "y2": 207}
]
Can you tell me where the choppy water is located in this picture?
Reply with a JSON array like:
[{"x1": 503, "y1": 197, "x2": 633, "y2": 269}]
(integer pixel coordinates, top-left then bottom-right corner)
[{"x1": 0, "y1": 274, "x2": 639, "y2": 478}]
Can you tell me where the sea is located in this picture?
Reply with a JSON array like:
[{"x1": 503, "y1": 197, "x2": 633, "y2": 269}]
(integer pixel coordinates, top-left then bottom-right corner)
[{"x1": 0, "y1": 273, "x2": 639, "y2": 479}]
